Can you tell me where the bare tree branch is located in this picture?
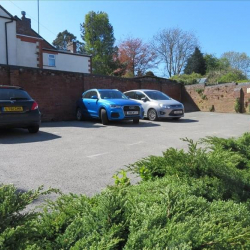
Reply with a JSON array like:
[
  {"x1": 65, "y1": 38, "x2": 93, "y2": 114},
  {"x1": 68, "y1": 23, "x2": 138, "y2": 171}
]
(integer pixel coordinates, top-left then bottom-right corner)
[{"x1": 151, "y1": 28, "x2": 198, "y2": 78}]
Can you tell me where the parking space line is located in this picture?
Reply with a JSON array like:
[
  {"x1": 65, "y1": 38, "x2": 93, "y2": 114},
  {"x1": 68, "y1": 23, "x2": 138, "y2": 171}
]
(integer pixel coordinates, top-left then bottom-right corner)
[
  {"x1": 127, "y1": 141, "x2": 144, "y2": 146},
  {"x1": 87, "y1": 152, "x2": 109, "y2": 158}
]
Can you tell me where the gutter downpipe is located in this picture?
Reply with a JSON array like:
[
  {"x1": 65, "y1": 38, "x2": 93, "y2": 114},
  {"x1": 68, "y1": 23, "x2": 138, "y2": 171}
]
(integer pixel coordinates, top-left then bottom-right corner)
[
  {"x1": 5, "y1": 18, "x2": 14, "y2": 65},
  {"x1": 1, "y1": 15, "x2": 14, "y2": 85}
]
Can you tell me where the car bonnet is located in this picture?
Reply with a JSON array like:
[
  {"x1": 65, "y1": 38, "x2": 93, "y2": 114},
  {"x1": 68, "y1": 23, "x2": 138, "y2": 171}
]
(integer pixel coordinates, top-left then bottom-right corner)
[{"x1": 102, "y1": 99, "x2": 142, "y2": 106}]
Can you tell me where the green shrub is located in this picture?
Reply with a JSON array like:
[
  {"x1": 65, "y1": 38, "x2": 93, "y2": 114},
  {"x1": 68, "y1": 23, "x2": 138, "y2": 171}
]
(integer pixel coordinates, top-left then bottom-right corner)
[
  {"x1": 202, "y1": 132, "x2": 250, "y2": 161},
  {"x1": 123, "y1": 178, "x2": 250, "y2": 249},
  {"x1": 209, "y1": 105, "x2": 215, "y2": 112},
  {"x1": 128, "y1": 133, "x2": 250, "y2": 202},
  {"x1": 5, "y1": 175, "x2": 250, "y2": 249},
  {"x1": 195, "y1": 88, "x2": 207, "y2": 100},
  {"x1": 218, "y1": 70, "x2": 247, "y2": 83},
  {"x1": 201, "y1": 94, "x2": 207, "y2": 100},
  {"x1": 195, "y1": 88, "x2": 203, "y2": 95},
  {"x1": 113, "y1": 170, "x2": 130, "y2": 187},
  {"x1": 171, "y1": 73, "x2": 202, "y2": 85},
  {"x1": 206, "y1": 69, "x2": 249, "y2": 85},
  {"x1": 238, "y1": 79, "x2": 250, "y2": 83},
  {"x1": 0, "y1": 185, "x2": 58, "y2": 250},
  {"x1": 1, "y1": 133, "x2": 250, "y2": 249},
  {"x1": 235, "y1": 98, "x2": 241, "y2": 113}
]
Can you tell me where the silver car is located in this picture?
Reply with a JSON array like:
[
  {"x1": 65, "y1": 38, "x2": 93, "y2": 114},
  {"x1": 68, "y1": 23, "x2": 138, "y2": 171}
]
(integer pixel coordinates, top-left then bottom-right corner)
[{"x1": 124, "y1": 89, "x2": 184, "y2": 121}]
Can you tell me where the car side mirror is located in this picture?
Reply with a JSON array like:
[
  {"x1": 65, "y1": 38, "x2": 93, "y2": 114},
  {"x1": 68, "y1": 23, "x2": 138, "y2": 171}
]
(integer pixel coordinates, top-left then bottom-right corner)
[
  {"x1": 91, "y1": 95, "x2": 98, "y2": 99},
  {"x1": 141, "y1": 97, "x2": 147, "y2": 102}
]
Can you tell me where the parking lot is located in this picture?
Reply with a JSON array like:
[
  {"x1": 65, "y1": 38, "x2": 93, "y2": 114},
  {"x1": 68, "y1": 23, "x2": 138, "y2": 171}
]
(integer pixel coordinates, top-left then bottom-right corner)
[{"x1": 0, "y1": 112, "x2": 249, "y2": 197}]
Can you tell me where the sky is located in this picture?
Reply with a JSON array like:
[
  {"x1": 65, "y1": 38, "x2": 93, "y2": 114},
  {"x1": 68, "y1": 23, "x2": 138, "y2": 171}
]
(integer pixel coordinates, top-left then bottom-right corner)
[{"x1": 1, "y1": 0, "x2": 250, "y2": 76}]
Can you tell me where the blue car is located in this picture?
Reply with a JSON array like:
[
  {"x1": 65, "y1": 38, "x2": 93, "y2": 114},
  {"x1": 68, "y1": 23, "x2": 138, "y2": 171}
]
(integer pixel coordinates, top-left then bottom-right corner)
[{"x1": 76, "y1": 89, "x2": 144, "y2": 125}]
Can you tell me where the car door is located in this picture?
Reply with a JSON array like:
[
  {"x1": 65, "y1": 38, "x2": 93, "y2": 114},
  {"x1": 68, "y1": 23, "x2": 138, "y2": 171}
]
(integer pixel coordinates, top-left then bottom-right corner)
[
  {"x1": 135, "y1": 91, "x2": 150, "y2": 114},
  {"x1": 81, "y1": 91, "x2": 92, "y2": 117},
  {"x1": 86, "y1": 90, "x2": 99, "y2": 118}
]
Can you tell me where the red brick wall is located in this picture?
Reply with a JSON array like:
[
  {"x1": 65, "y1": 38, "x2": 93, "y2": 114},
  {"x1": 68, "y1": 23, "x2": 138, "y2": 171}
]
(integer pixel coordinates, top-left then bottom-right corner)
[
  {"x1": 239, "y1": 84, "x2": 250, "y2": 113},
  {"x1": 0, "y1": 66, "x2": 10, "y2": 85},
  {"x1": 3, "y1": 65, "x2": 249, "y2": 120},
  {"x1": 162, "y1": 82, "x2": 181, "y2": 101},
  {"x1": 83, "y1": 74, "x2": 140, "y2": 92},
  {"x1": 0, "y1": 65, "x2": 182, "y2": 121},
  {"x1": 183, "y1": 82, "x2": 250, "y2": 113},
  {"x1": 83, "y1": 75, "x2": 181, "y2": 100},
  {"x1": 8, "y1": 67, "x2": 84, "y2": 121}
]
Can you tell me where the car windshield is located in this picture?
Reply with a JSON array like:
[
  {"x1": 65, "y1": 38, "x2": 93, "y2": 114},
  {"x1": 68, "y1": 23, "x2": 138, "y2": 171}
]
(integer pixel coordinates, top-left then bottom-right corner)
[
  {"x1": 99, "y1": 90, "x2": 128, "y2": 99},
  {"x1": 144, "y1": 91, "x2": 171, "y2": 100},
  {"x1": 0, "y1": 89, "x2": 31, "y2": 101}
]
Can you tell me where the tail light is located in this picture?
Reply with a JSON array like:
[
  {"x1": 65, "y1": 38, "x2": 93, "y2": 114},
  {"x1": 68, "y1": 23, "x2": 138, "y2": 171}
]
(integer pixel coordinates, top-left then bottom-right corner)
[{"x1": 31, "y1": 101, "x2": 38, "y2": 110}]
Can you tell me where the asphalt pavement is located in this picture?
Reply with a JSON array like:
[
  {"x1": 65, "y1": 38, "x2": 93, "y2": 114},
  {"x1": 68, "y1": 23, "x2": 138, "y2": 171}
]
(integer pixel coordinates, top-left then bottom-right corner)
[{"x1": 0, "y1": 112, "x2": 249, "y2": 197}]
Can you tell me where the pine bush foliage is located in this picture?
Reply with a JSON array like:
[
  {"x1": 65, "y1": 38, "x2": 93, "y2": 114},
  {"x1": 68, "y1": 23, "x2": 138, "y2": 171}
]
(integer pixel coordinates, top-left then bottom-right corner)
[{"x1": 1, "y1": 133, "x2": 250, "y2": 249}]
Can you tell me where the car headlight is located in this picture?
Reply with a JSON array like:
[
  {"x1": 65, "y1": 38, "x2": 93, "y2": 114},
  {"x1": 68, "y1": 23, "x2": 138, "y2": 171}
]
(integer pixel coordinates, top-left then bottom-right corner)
[
  {"x1": 110, "y1": 105, "x2": 121, "y2": 108},
  {"x1": 159, "y1": 104, "x2": 171, "y2": 109}
]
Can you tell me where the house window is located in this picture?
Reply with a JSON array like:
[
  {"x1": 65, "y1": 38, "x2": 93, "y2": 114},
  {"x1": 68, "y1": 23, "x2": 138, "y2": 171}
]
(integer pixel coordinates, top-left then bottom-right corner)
[{"x1": 48, "y1": 54, "x2": 55, "y2": 67}]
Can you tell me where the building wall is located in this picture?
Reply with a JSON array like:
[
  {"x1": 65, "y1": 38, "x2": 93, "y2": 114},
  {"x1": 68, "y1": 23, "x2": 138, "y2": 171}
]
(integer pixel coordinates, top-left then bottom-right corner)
[
  {"x1": 16, "y1": 38, "x2": 38, "y2": 68},
  {"x1": 0, "y1": 12, "x2": 17, "y2": 65},
  {"x1": 43, "y1": 52, "x2": 91, "y2": 73}
]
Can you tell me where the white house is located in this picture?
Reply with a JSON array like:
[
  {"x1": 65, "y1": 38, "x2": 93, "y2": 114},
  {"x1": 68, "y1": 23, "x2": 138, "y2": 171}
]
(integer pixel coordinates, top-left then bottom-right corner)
[
  {"x1": 0, "y1": 6, "x2": 17, "y2": 66},
  {"x1": 0, "y1": 5, "x2": 92, "y2": 73}
]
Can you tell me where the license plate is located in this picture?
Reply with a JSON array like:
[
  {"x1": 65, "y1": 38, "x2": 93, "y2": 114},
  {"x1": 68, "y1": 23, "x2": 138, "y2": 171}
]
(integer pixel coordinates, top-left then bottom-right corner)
[
  {"x1": 126, "y1": 111, "x2": 139, "y2": 115},
  {"x1": 3, "y1": 107, "x2": 23, "y2": 112},
  {"x1": 174, "y1": 110, "x2": 183, "y2": 114}
]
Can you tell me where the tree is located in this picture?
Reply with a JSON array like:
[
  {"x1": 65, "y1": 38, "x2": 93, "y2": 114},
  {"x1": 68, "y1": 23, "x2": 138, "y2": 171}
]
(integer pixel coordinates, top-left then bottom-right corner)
[
  {"x1": 151, "y1": 28, "x2": 198, "y2": 77},
  {"x1": 218, "y1": 70, "x2": 247, "y2": 83},
  {"x1": 204, "y1": 54, "x2": 220, "y2": 73},
  {"x1": 145, "y1": 71, "x2": 155, "y2": 77},
  {"x1": 117, "y1": 37, "x2": 156, "y2": 77},
  {"x1": 184, "y1": 47, "x2": 206, "y2": 75},
  {"x1": 221, "y1": 51, "x2": 250, "y2": 77},
  {"x1": 81, "y1": 11, "x2": 116, "y2": 75},
  {"x1": 52, "y1": 30, "x2": 84, "y2": 53}
]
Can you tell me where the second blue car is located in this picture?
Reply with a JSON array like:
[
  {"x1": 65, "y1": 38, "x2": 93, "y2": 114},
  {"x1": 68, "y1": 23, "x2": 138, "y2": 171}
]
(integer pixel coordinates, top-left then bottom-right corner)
[{"x1": 76, "y1": 89, "x2": 144, "y2": 125}]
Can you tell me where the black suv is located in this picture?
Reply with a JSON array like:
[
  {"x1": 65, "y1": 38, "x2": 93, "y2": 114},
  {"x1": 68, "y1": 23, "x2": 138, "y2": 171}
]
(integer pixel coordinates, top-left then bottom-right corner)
[{"x1": 0, "y1": 85, "x2": 41, "y2": 133}]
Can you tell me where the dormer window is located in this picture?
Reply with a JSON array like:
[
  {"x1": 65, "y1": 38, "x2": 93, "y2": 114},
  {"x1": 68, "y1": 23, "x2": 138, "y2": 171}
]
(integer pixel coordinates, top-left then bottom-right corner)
[{"x1": 48, "y1": 54, "x2": 55, "y2": 67}]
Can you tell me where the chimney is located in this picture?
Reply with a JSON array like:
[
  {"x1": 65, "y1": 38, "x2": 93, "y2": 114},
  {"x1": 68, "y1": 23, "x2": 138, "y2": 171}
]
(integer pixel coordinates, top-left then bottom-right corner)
[
  {"x1": 67, "y1": 42, "x2": 76, "y2": 53},
  {"x1": 21, "y1": 11, "x2": 31, "y2": 29}
]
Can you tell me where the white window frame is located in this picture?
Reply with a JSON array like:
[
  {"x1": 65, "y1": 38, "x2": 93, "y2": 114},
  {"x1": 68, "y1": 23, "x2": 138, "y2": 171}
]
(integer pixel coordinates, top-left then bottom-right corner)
[{"x1": 48, "y1": 54, "x2": 55, "y2": 67}]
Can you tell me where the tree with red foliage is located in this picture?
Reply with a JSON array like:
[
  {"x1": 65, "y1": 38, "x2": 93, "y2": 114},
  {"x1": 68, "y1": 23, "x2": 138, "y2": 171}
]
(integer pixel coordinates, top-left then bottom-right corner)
[{"x1": 117, "y1": 37, "x2": 156, "y2": 77}]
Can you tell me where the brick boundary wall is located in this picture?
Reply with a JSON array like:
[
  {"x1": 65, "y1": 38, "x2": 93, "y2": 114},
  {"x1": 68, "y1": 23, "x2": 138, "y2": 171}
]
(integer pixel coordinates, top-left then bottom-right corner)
[
  {"x1": 0, "y1": 65, "x2": 181, "y2": 121},
  {"x1": 2, "y1": 65, "x2": 249, "y2": 120},
  {"x1": 183, "y1": 82, "x2": 250, "y2": 113}
]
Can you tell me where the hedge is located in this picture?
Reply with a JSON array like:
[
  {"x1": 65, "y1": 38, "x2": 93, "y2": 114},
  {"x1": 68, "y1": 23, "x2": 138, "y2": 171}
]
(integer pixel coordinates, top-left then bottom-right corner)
[{"x1": 1, "y1": 133, "x2": 250, "y2": 249}]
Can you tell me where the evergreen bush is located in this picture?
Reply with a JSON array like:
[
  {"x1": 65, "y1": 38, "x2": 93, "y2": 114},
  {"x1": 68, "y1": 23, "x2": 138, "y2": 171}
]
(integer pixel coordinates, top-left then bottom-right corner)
[
  {"x1": 235, "y1": 98, "x2": 241, "y2": 113},
  {"x1": 1, "y1": 133, "x2": 250, "y2": 249},
  {"x1": 170, "y1": 73, "x2": 202, "y2": 85}
]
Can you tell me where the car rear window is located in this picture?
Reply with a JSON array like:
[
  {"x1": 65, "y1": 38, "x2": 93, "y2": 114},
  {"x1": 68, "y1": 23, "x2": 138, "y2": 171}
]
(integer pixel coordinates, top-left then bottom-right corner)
[{"x1": 0, "y1": 89, "x2": 31, "y2": 101}]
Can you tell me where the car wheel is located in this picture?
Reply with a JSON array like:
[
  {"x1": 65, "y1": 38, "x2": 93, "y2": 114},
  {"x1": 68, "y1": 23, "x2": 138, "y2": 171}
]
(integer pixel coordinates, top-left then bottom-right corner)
[
  {"x1": 76, "y1": 108, "x2": 83, "y2": 121},
  {"x1": 101, "y1": 109, "x2": 109, "y2": 125},
  {"x1": 133, "y1": 118, "x2": 139, "y2": 124},
  {"x1": 148, "y1": 109, "x2": 158, "y2": 121},
  {"x1": 28, "y1": 126, "x2": 39, "y2": 133}
]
